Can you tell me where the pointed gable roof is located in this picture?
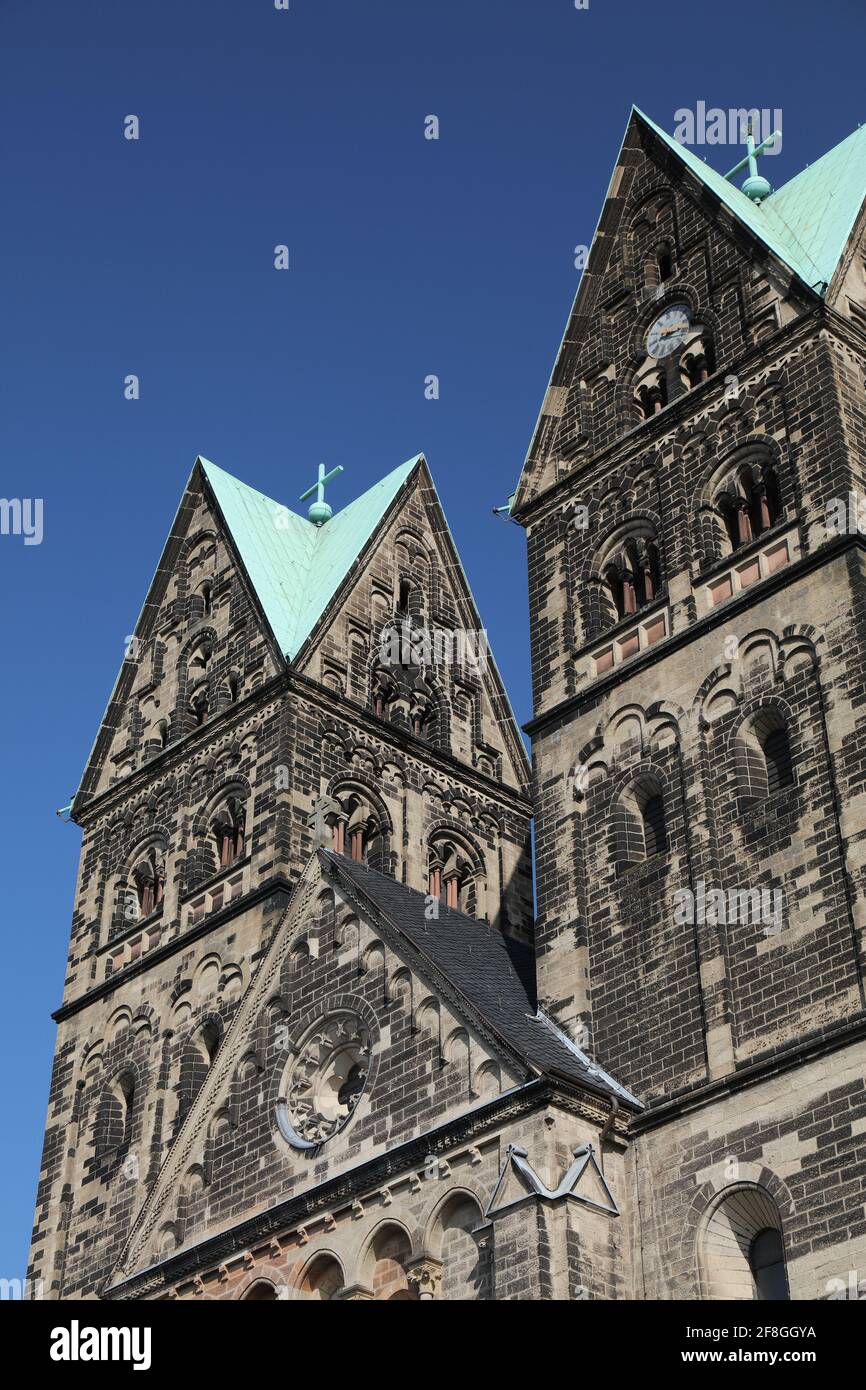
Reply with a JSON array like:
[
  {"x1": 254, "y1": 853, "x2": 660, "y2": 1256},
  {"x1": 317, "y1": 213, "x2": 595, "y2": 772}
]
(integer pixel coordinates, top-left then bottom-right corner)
[
  {"x1": 512, "y1": 107, "x2": 866, "y2": 512},
  {"x1": 202, "y1": 454, "x2": 421, "y2": 661},
  {"x1": 636, "y1": 107, "x2": 866, "y2": 294},
  {"x1": 70, "y1": 455, "x2": 422, "y2": 812},
  {"x1": 73, "y1": 448, "x2": 531, "y2": 812}
]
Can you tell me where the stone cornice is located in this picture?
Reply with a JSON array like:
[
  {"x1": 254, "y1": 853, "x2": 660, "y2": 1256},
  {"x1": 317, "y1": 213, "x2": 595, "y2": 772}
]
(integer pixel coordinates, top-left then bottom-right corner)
[
  {"x1": 104, "y1": 1075, "x2": 624, "y2": 1300},
  {"x1": 513, "y1": 304, "x2": 830, "y2": 529},
  {"x1": 288, "y1": 670, "x2": 532, "y2": 813},
  {"x1": 525, "y1": 532, "x2": 866, "y2": 737},
  {"x1": 71, "y1": 671, "x2": 286, "y2": 828},
  {"x1": 631, "y1": 1011, "x2": 866, "y2": 1135},
  {"x1": 51, "y1": 876, "x2": 293, "y2": 1024},
  {"x1": 72, "y1": 667, "x2": 531, "y2": 833}
]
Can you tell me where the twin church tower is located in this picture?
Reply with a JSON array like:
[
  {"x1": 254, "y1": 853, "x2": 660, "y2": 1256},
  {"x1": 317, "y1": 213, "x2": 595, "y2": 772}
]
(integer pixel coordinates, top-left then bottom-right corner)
[{"x1": 29, "y1": 107, "x2": 866, "y2": 1300}]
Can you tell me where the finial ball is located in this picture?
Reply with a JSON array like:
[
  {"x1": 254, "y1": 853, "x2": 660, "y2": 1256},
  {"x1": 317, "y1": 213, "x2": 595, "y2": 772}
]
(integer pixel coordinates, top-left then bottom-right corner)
[
  {"x1": 742, "y1": 173, "x2": 772, "y2": 203},
  {"x1": 308, "y1": 500, "x2": 333, "y2": 526}
]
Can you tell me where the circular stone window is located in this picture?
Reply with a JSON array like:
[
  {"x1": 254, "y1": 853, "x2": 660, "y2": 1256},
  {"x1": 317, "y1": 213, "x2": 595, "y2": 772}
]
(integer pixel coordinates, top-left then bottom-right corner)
[{"x1": 277, "y1": 1013, "x2": 372, "y2": 1148}]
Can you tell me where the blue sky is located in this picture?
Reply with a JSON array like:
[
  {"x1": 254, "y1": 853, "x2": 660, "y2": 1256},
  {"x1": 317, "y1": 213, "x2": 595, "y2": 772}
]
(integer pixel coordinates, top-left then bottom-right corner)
[{"x1": 1, "y1": 0, "x2": 864, "y2": 1285}]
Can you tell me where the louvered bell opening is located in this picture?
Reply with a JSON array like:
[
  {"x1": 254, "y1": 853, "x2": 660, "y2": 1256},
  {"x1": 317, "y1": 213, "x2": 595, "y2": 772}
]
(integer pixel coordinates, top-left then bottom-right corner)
[
  {"x1": 642, "y1": 795, "x2": 667, "y2": 858},
  {"x1": 764, "y1": 729, "x2": 794, "y2": 795}
]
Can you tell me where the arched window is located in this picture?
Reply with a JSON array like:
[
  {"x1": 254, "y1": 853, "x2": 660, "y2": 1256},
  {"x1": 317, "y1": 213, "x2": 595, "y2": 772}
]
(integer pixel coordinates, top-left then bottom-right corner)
[
  {"x1": 212, "y1": 796, "x2": 245, "y2": 868},
  {"x1": 131, "y1": 847, "x2": 165, "y2": 918},
  {"x1": 644, "y1": 245, "x2": 674, "y2": 291},
  {"x1": 327, "y1": 790, "x2": 386, "y2": 868},
  {"x1": 362, "y1": 1226, "x2": 416, "y2": 1300},
  {"x1": 749, "y1": 1228, "x2": 790, "y2": 1301},
  {"x1": 97, "y1": 1072, "x2": 135, "y2": 1159},
  {"x1": 117, "y1": 1073, "x2": 135, "y2": 1143},
  {"x1": 189, "y1": 682, "x2": 209, "y2": 727},
  {"x1": 430, "y1": 1194, "x2": 489, "y2": 1300},
  {"x1": 716, "y1": 462, "x2": 782, "y2": 553},
  {"x1": 244, "y1": 1281, "x2": 279, "y2": 1301},
  {"x1": 199, "y1": 1019, "x2": 220, "y2": 1065},
  {"x1": 635, "y1": 369, "x2": 668, "y2": 419},
  {"x1": 176, "y1": 1020, "x2": 220, "y2": 1130},
  {"x1": 397, "y1": 578, "x2": 412, "y2": 616},
  {"x1": 428, "y1": 839, "x2": 479, "y2": 914},
  {"x1": 299, "y1": 1255, "x2": 344, "y2": 1301},
  {"x1": 603, "y1": 537, "x2": 661, "y2": 623},
  {"x1": 190, "y1": 580, "x2": 214, "y2": 622},
  {"x1": 642, "y1": 243, "x2": 674, "y2": 293},
  {"x1": 682, "y1": 341, "x2": 716, "y2": 388},
  {"x1": 615, "y1": 777, "x2": 669, "y2": 872},
  {"x1": 410, "y1": 675, "x2": 435, "y2": 739},
  {"x1": 736, "y1": 712, "x2": 795, "y2": 801},
  {"x1": 700, "y1": 1185, "x2": 790, "y2": 1300},
  {"x1": 188, "y1": 639, "x2": 212, "y2": 676},
  {"x1": 347, "y1": 797, "x2": 367, "y2": 862},
  {"x1": 372, "y1": 661, "x2": 398, "y2": 720}
]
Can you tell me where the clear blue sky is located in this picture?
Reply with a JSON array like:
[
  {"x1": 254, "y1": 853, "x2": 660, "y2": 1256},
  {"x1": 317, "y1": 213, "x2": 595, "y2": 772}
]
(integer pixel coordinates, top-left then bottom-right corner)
[{"x1": 1, "y1": 0, "x2": 863, "y2": 1286}]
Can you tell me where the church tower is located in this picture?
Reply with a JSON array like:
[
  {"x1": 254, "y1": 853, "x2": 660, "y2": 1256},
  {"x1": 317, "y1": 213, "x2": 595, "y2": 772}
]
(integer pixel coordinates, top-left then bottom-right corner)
[
  {"x1": 28, "y1": 453, "x2": 540, "y2": 1299},
  {"x1": 512, "y1": 108, "x2": 866, "y2": 1299},
  {"x1": 32, "y1": 107, "x2": 866, "y2": 1304}
]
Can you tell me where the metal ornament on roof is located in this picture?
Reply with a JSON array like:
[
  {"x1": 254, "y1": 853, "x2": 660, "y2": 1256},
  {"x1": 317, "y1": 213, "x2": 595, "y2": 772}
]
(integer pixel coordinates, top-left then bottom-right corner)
[
  {"x1": 724, "y1": 118, "x2": 781, "y2": 203},
  {"x1": 485, "y1": 1142, "x2": 620, "y2": 1220},
  {"x1": 299, "y1": 462, "x2": 344, "y2": 525}
]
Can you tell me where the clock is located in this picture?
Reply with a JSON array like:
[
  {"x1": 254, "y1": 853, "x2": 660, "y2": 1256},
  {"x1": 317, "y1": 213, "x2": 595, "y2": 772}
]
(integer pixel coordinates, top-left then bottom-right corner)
[{"x1": 646, "y1": 304, "x2": 691, "y2": 359}]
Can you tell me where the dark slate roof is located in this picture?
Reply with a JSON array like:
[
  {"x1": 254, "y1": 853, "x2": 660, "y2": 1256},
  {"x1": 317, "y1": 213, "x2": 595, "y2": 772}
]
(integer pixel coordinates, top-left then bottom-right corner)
[{"x1": 320, "y1": 851, "x2": 640, "y2": 1107}]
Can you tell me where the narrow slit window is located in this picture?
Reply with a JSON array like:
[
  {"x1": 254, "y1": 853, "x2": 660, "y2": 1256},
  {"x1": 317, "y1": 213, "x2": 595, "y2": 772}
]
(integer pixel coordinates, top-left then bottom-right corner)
[
  {"x1": 642, "y1": 795, "x2": 667, "y2": 857},
  {"x1": 763, "y1": 728, "x2": 793, "y2": 795}
]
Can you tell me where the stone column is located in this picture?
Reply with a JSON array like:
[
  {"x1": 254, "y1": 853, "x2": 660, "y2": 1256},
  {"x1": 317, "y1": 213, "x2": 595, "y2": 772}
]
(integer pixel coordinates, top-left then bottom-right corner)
[{"x1": 406, "y1": 1255, "x2": 443, "y2": 1300}]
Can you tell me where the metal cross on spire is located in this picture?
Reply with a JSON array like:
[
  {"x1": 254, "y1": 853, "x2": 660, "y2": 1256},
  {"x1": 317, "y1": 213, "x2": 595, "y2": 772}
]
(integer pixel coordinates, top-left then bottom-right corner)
[
  {"x1": 299, "y1": 462, "x2": 344, "y2": 526},
  {"x1": 723, "y1": 116, "x2": 781, "y2": 204}
]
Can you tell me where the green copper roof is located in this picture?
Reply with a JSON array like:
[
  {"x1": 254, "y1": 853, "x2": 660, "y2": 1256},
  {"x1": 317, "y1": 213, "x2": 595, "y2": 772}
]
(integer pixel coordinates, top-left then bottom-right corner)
[
  {"x1": 201, "y1": 454, "x2": 420, "y2": 660},
  {"x1": 762, "y1": 124, "x2": 866, "y2": 290},
  {"x1": 635, "y1": 107, "x2": 866, "y2": 292}
]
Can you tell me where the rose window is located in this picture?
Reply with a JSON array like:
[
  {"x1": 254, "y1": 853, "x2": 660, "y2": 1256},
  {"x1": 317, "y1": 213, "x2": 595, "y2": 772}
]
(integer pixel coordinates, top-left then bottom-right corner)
[{"x1": 280, "y1": 1013, "x2": 371, "y2": 1146}]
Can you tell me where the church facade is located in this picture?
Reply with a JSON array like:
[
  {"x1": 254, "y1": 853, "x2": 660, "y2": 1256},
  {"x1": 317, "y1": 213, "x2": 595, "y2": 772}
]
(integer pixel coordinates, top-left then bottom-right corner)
[{"x1": 28, "y1": 107, "x2": 866, "y2": 1300}]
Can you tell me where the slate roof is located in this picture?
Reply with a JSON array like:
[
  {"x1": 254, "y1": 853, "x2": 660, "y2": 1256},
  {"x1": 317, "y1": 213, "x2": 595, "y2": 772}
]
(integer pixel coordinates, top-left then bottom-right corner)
[
  {"x1": 320, "y1": 850, "x2": 641, "y2": 1107},
  {"x1": 202, "y1": 454, "x2": 421, "y2": 661}
]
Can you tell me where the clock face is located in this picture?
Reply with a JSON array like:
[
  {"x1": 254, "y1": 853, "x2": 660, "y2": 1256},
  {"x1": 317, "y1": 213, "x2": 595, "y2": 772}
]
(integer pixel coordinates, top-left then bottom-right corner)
[{"x1": 646, "y1": 304, "x2": 691, "y2": 359}]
